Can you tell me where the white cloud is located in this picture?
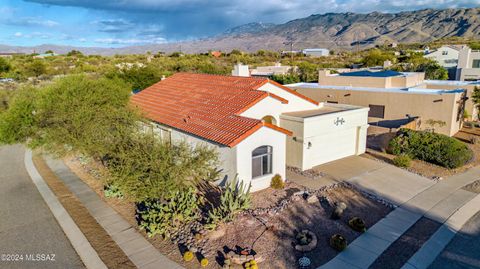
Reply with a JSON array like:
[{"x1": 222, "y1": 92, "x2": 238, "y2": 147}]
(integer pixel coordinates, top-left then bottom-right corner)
[
  {"x1": 94, "y1": 37, "x2": 166, "y2": 45},
  {"x1": 5, "y1": 17, "x2": 59, "y2": 27},
  {"x1": 13, "y1": 32, "x2": 52, "y2": 39}
]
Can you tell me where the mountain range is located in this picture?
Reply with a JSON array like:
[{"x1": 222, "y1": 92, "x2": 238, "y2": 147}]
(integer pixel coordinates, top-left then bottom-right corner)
[{"x1": 1, "y1": 8, "x2": 479, "y2": 55}]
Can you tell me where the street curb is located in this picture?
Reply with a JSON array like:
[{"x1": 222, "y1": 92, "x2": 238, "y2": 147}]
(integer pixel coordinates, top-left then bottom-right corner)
[
  {"x1": 401, "y1": 193, "x2": 480, "y2": 269},
  {"x1": 24, "y1": 149, "x2": 107, "y2": 269}
]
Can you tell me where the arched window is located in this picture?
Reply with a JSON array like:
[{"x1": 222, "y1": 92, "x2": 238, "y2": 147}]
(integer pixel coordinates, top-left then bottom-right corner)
[
  {"x1": 252, "y1": 146, "x2": 272, "y2": 178},
  {"x1": 261, "y1": 115, "x2": 277, "y2": 125}
]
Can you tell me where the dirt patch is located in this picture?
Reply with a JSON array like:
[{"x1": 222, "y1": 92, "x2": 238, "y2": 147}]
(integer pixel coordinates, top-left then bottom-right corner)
[
  {"x1": 207, "y1": 185, "x2": 392, "y2": 269},
  {"x1": 463, "y1": 180, "x2": 480, "y2": 193},
  {"x1": 64, "y1": 156, "x2": 392, "y2": 269},
  {"x1": 32, "y1": 155, "x2": 136, "y2": 269},
  {"x1": 369, "y1": 217, "x2": 442, "y2": 269}
]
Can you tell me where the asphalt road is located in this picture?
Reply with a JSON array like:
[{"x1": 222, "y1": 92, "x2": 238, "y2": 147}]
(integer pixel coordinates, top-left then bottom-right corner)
[
  {"x1": 429, "y1": 210, "x2": 480, "y2": 269},
  {"x1": 0, "y1": 144, "x2": 84, "y2": 269}
]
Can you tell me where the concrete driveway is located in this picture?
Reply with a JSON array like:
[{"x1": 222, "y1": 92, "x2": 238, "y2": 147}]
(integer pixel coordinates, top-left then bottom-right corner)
[
  {"x1": 310, "y1": 155, "x2": 435, "y2": 206},
  {"x1": 0, "y1": 145, "x2": 84, "y2": 269}
]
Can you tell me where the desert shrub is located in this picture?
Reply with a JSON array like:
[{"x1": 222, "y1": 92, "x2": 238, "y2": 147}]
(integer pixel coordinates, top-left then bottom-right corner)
[
  {"x1": 207, "y1": 177, "x2": 251, "y2": 228},
  {"x1": 392, "y1": 154, "x2": 411, "y2": 168},
  {"x1": 0, "y1": 86, "x2": 38, "y2": 144},
  {"x1": 389, "y1": 129, "x2": 473, "y2": 169},
  {"x1": 270, "y1": 73, "x2": 300, "y2": 84},
  {"x1": 270, "y1": 174, "x2": 285, "y2": 189},
  {"x1": 330, "y1": 234, "x2": 347, "y2": 251},
  {"x1": 103, "y1": 182, "x2": 124, "y2": 199},
  {"x1": 32, "y1": 74, "x2": 138, "y2": 158},
  {"x1": 348, "y1": 217, "x2": 367, "y2": 233},
  {"x1": 137, "y1": 187, "x2": 201, "y2": 238},
  {"x1": 107, "y1": 134, "x2": 219, "y2": 202}
]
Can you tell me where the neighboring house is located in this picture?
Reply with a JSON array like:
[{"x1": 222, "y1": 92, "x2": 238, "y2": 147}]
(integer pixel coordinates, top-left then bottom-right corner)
[
  {"x1": 287, "y1": 70, "x2": 469, "y2": 136},
  {"x1": 250, "y1": 63, "x2": 297, "y2": 77},
  {"x1": 211, "y1": 51, "x2": 222, "y2": 58},
  {"x1": 131, "y1": 73, "x2": 369, "y2": 191},
  {"x1": 0, "y1": 53, "x2": 25, "y2": 58},
  {"x1": 281, "y1": 50, "x2": 302, "y2": 56},
  {"x1": 115, "y1": 62, "x2": 145, "y2": 70},
  {"x1": 33, "y1": 53, "x2": 59, "y2": 58},
  {"x1": 424, "y1": 45, "x2": 461, "y2": 68},
  {"x1": 456, "y1": 46, "x2": 480, "y2": 81},
  {"x1": 302, "y1": 48, "x2": 330, "y2": 57},
  {"x1": 424, "y1": 79, "x2": 480, "y2": 120}
]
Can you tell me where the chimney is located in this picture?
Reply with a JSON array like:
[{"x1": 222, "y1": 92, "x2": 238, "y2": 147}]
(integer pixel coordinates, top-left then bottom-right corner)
[{"x1": 232, "y1": 63, "x2": 250, "y2": 77}]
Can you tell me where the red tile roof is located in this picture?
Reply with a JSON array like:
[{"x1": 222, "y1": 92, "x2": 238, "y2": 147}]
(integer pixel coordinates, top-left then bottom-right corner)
[{"x1": 131, "y1": 73, "x2": 307, "y2": 147}]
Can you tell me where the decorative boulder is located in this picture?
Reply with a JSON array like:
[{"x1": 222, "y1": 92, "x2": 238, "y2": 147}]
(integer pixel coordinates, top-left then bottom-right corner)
[
  {"x1": 307, "y1": 195, "x2": 319, "y2": 204},
  {"x1": 294, "y1": 230, "x2": 318, "y2": 252},
  {"x1": 331, "y1": 202, "x2": 347, "y2": 220},
  {"x1": 348, "y1": 217, "x2": 367, "y2": 233},
  {"x1": 330, "y1": 234, "x2": 347, "y2": 251}
]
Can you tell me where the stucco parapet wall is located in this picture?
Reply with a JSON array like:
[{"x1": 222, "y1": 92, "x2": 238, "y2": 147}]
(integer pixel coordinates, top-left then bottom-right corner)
[
  {"x1": 286, "y1": 83, "x2": 466, "y2": 95},
  {"x1": 280, "y1": 106, "x2": 369, "y2": 123}
]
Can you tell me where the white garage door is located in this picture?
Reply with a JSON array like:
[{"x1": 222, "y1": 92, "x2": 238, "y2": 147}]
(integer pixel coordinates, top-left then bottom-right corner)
[{"x1": 306, "y1": 127, "x2": 358, "y2": 168}]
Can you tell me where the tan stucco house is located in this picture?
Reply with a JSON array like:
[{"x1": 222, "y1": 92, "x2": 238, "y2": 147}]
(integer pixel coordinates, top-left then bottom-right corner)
[{"x1": 287, "y1": 70, "x2": 473, "y2": 136}]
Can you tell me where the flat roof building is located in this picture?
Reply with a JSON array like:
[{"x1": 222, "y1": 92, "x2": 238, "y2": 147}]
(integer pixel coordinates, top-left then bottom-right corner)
[
  {"x1": 302, "y1": 48, "x2": 330, "y2": 57},
  {"x1": 286, "y1": 70, "x2": 475, "y2": 136}
]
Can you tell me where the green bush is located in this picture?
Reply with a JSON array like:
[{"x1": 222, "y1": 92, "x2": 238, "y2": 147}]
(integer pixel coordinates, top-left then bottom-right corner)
[
  {"x1": 32, "y1": 74, "x2": 138, "y2": 158},
  {"x1": 207, "y1": 177, "x2": 251, "y2": 228},
  {"x1": 330, "y1": 234, "x2": 347, "y2": 251},
  {"x1": 103, "y1": 182, "x2": 124, "y2": 199},
  {"x1": 392, "y1": 154, "x2": 411, "y2": 168},
  {"x1": 270, "y1": 174, "x2": 285, "y2": 189},
  {"x1": 137, "y1": 187, "x2": 201, "y2": 238},
  {"x1": 107, "y1": 134, "x2": 219, "y2": 202},
  {"x1": 389, "y1": 129, "x2": 473, "y2": 169},
  {"x1": 0, "y1": 86, "x2": 38, "y2": 144}
]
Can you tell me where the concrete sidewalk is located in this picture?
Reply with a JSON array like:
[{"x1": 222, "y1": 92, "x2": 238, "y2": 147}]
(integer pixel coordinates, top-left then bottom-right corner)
[
  {"x1": 319, "y1": 161, "x2": 480, "y2": 269},
  {"x1": 44, "y1": 157, "x2": 184, "y2": 269}
]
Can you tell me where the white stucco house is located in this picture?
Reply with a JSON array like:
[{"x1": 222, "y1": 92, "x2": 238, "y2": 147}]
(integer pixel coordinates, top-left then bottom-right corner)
[
  {"x1": 302, "y1": 48, "x2": 330, "y2": 57},
  {"x1": 424, "y1": 45, "x2": 461, "y2": 68},
  {"x1": 131, "y1": 73, "x2": 369, "y2": 191}
]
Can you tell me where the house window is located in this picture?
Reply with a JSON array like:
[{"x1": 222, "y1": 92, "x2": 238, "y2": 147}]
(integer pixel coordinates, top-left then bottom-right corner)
[
  {"x1": 368, "y1": 105, "x2": 385, "y2": 119},
  {"x1": 252, "y1": 146, "x2": 272, "y2": 178},
  {"x1": 152, "y1": 123, "x2": 171, "y2": 143},
  {"x1": 327, "y1": 101, "x2": 338, "y2": 104},
  {"x1": 473, "y1": 60, "x2": 480, "y2": 68},
  {"x1": 261, "y1": 115, "x2": 277, "y2": 125}
]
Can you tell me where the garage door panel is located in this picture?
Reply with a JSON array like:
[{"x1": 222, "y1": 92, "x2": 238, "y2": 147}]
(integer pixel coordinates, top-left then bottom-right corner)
[{"x1": 306, "y1": 128, "x2": 357, "y2": 167}]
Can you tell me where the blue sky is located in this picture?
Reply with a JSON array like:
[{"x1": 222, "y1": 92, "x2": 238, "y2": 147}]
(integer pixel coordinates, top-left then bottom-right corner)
[{"x1": 0, "y1": 0, "x2": 479, "y2": 47}]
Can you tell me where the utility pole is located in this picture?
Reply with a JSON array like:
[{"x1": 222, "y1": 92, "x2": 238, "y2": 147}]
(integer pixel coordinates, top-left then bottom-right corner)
[
  {"x1": 284, "y1": 36, "x2": 294, "y2": 64},
  {"x1": 290, "y1": 42, "x2": 294, "y2": 63}
]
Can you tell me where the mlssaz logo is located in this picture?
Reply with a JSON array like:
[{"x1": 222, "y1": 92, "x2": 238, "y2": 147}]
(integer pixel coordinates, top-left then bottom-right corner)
[{"x1": 334, "y1": 117, "x2": 345, "y2": 126}]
